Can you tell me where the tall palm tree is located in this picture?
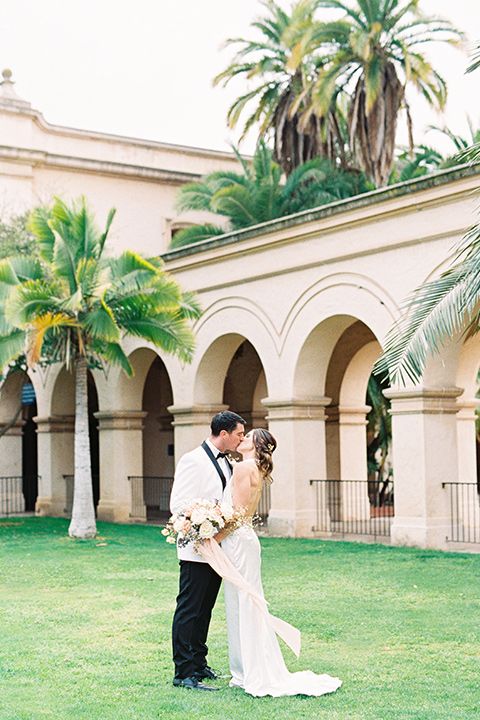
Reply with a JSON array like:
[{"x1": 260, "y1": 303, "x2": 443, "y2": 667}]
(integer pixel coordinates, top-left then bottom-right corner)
[
  {"x1": 214, "y1": 0, "x2": 348, "y2": 175},
  {"x1": 458, "y1": 44, "x2": 480, "y2": 166},
  {"x1": 309, "y1": 0, "x2": 463, "y2": 186},
  {"x1": 171, "y1": 140, "x2": 368, "y2": 248},
  {"x1": 0, "y1": 197, "x2": 201, "y2": 538}
]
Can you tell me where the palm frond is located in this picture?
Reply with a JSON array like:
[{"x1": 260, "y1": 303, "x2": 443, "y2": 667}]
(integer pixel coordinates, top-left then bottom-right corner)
[
  {"x1": 5, "y1": 282, "x2": 63, "y2": 328},
  {"x1": 0, "y1": 329, "x2": 26, "y2": 369},
  {"x1": 118, "y1": 314, "x2": 197, "y2": 363},
  {"x1": 94, "y1": 340, "x2": 133, "y2": 376},
  {"x1": 81, "y1": 303, "x2": 121, "y2": 344},
  {"x1": 27, "y1": 312, "x2": 78, "y2": 366},
  {"x1": 375, "y1": 236, "x2": 480, "y2": 384},
  {"x1": 27, "y1": 206, "x2": 56, "y2": 264},
  {"x1": 169, "y1": 224, "x2": 226, "y2": 249}
]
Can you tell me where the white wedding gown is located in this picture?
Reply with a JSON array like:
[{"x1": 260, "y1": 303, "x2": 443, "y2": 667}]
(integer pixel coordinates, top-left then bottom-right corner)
[{"x1": 221, "y1": 484, "x2": 342, "y2": 697}]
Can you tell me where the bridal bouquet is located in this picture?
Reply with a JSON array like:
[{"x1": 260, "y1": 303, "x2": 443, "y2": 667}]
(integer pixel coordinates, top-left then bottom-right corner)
[{"x1": 162, "y1": 498, "x2": 244, "y2": 548}]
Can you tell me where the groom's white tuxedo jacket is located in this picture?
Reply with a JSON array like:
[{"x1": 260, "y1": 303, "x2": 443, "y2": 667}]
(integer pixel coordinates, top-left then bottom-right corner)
[{"x1": 170, "y1": 442, "x2": 226, "y2": 563}]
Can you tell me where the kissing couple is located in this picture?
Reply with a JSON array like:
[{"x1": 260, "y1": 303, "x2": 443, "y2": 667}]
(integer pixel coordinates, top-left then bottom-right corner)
[{"x1": 169, "y1": 410, "x2": 342, "y2": 697}]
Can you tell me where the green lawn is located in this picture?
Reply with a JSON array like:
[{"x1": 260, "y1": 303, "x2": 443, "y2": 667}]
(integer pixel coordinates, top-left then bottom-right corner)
[{"x1": 0, "y1": 517, "x2": 479, "y2": 720}]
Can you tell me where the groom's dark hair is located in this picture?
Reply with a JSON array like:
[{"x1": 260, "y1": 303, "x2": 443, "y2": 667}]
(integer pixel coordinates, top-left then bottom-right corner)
[{"x1": 211, "y1": 411, "x2": 246, "y2": 436}]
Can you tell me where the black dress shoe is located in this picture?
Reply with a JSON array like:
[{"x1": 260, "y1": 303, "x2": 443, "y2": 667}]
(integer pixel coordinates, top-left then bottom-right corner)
[
  {"x1": 173, "y1": 676, "x2": 218, "y2": 691},
  {"x1": 195, "y1": 666, "x2": 229, "y2": 680}
]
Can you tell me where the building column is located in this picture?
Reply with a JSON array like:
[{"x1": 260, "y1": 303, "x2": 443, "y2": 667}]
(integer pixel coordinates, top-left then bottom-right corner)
[
  {"x1": 0, "y1": 420, "x2": 24, "y2": 475},
  {"x1": 386, "y1": 387, "x2": 463, "y2": 550},
  {"x1": 35, "y1": 415, "x2": 74, "y2": 517},
  {"x1": 95, "y1": 411, "x2": 147, "y2": 524},
  {"x1": 338, "y1": 405, "x2": 371, "y2": 520},
  {"x1": 261, "y1": 397, "x2": 331, "y2": 537},
  {"x1": 168, "y1": 404, "x2": 228, "y2": 463}
]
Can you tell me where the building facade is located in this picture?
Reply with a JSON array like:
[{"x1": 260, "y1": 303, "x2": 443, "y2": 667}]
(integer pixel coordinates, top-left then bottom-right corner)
[{"x1": 1, "y1": 71, "x2": 479, "y2": 551}]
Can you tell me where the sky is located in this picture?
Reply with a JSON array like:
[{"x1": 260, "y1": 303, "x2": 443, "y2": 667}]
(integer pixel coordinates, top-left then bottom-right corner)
[{"x1": 0, "y1": 0, "x2": 479, "y2": 156}]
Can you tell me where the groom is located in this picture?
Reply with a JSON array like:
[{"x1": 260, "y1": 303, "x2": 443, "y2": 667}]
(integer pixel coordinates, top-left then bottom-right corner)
[{"x1": 170, "y1": 410, "x2": 246, "y2": 691}]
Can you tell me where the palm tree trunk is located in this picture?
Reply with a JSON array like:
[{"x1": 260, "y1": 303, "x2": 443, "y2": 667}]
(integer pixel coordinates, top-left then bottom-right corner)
[{"x1": 68, "y1": 355, "x2": 96, "y2": 539}]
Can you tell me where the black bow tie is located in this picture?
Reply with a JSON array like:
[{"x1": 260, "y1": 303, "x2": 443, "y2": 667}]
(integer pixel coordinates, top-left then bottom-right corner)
[{"x1": 216, "y1": 452, "x2": 229, "y2": 459}]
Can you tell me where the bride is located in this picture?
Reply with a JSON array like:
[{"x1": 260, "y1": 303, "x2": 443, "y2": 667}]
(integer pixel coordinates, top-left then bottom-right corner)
[{"x1": 215, "y1": 428, "x2": 342, "y2": 698}]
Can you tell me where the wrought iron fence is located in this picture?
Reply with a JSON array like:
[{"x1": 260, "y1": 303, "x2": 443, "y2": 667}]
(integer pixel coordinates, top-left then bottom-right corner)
[
  {"x1": 309, "y1": 478, "x2": 394, "y2": 540},
  {"x1": 442, "y1": 482, "x2": 480, "y2": 544},
  {"x1": 257, "y1": 480, "x2": 271, "y2": 523},
  {"x1": 0, "y1": 476, "x2": 39, "y2": 516},
  {"x1": 128, "y1": 476, "x2": 174, "y2": 522},
  {"x1": 128, "y1": 475, "x2": 272, "y2": 524}
]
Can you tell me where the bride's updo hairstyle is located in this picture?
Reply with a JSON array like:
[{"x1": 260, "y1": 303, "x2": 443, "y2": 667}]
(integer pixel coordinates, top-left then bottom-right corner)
[{"x1": 253, "y1": 428, "x2": 277, "y2": 483}]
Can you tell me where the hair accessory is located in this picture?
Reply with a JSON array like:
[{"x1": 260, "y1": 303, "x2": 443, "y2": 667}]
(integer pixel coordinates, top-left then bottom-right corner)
[{"x1": 267, "y1": 443, "x2": 275, "y2": 452}]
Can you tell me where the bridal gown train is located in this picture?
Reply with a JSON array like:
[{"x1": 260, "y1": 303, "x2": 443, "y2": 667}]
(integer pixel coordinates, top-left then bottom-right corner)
[{"x1": 220, "y1": 486, "x2": 342, "y2": 698}]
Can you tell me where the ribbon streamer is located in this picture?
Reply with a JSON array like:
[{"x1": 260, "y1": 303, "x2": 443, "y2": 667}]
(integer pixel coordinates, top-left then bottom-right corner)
[{"x1": 197, "y1": 537, "x2": 301, "y2": 658}]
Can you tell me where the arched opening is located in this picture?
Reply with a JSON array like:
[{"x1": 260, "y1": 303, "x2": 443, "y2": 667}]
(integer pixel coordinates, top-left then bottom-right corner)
[
  {"x1": 141, "y1": 355, "x2": 174, "y2": 521},
  {"x1": 21, "y1": 379, "x2": 38, "y2": 511},
  {"x1": 88, "y1": 371, "x2": 100, "y2": 510},
  {"x1": 50, "y1": 366, "x2": 99, "y2": 516},
  {"x1": 223, "y1": 340, "x2": 267, "y2": 430},
  {"x1": 293, "y1": 315, "x2": 390, "y2": 537},
  {"x1": 0, "y1": 371, "x2": 38, "y2": 514},
  {"x1": 222, "y1": 339, "x2": 269, "y2": 520}
]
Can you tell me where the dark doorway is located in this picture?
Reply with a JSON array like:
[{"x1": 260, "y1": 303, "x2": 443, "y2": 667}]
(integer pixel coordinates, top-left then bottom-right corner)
[
  {"x1": 88, "y1": 372, "x2": 100, "y2": 509},
  {"x1": 22, "y1": 400, "x2": 38, "y2": 511}
]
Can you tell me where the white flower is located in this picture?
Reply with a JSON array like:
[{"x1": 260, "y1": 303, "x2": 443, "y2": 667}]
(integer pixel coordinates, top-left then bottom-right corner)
[
  {"x1": 199, "y1": 520, "x2": 215, "y2": 538},
  {"x1": 220, "y1": 502, "x2": 235, "y2": 522},
  {"x1": 191, "y1": 507, "x2": 208, "y2": 525},
  {"x1": 166, "y1": 536, "x2": 176, "y2": 544},
  {"x1": 173, "y1": 517, "x2": 186, "y2": 533},
  {"x1": 161, "y1": 528, "x2": 169, "y2": 536}
]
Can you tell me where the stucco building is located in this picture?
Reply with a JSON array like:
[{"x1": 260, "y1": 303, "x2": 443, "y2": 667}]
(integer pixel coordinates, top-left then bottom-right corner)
[{"x1": 1, "y1": 70, "x2": 479, "y2": 552}]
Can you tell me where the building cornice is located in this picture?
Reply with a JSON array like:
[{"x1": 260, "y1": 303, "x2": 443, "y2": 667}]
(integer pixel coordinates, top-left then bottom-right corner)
[
  {"x1": 0, "y1": 144, "x2": 202, "y2": 184},
  {"x1": 0, "y1": 102, "x2": 238, "y2": 162}
]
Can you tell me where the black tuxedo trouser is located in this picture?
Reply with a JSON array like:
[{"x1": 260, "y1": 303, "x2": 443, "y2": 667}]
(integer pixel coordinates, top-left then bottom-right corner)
[{"x1": 172, "y1": 559, "x2": 222, "y2": 680}]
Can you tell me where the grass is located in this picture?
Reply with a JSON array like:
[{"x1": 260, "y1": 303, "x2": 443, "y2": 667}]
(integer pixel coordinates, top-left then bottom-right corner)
[{"x1": 0, "y1": 517, "x2": 479, "y2": 720}]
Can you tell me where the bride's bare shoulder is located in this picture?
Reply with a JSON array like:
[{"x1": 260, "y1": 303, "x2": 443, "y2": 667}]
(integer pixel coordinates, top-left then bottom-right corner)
[
  {"x1": 233, "y1": 459, "x2": 257, "y2": 476},
  {"x1": 233, "y1": 459, "x2": 261, "y2": 483}
]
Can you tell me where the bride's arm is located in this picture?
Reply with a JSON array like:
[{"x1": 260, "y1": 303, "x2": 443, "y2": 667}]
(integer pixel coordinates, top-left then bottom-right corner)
[{"x1": 214, "y1": 462, "x2": 252, "y2": 543}]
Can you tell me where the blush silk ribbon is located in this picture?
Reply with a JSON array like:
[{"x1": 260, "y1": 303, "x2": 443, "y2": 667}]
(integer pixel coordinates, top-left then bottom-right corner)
[{"x1": 197, "y1": 537, "x2": 301, "y2": 658}]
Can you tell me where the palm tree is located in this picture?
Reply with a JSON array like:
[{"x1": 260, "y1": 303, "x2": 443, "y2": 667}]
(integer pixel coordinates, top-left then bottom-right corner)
[
  {"x1": 375, "y1": 40, "x2": 480, "y2": 385},
  {"x1": 309, "y1": 0, "x2": 463, "y2": 187},
  {"x1": 214, "y1": 0, "x2": 349, "y2": 175},
  {"x1": 366, "y1": 374, "x2": 391, "y2": 478},
  {"x1": 171, "y1": 141, "x2": 368, "y2": 248},
  {"x1": 0, "y1": 197, "x2": 201, "y2": 538},
  {"x1": 457, "y1": 44, "x2": 480, "y2": 166}
]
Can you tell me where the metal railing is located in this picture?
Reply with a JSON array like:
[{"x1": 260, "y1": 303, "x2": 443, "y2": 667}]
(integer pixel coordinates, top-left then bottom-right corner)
[
  {"x1": 128, "y1": 475, "x2": 272, "y2": 524},
  {"x1": 129, "y1": 476, "x2": 174, "y2": 522},
  {"x1": 0, "y1": 476, "x2": 39, "y2": 516},
  {"x1": 309, "y1": 478, "x2": 394, "y2": 540},
  {"x1": 257, "y1": 480, "x2": 271, "y2": 523},
  {"x1": 442, "y1": 482, "x2": 480, "y2": 544}
]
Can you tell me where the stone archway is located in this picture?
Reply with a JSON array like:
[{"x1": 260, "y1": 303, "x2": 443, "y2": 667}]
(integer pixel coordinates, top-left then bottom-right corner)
[
  {"x1": 94, "y1": 346, "x2": 177, "y2": 524},
  {"x1": 223, "y1": 339, "x2": 268, "y2": 430},
  {"x1": 40, "y1": 366, "x2": 100, "y2": 518},
  {"x1": 0, "y1": 371, "x2": 38, "y2": 514},
  {"x1": 324, "y1": 322, "x2": 381, "y2": 483},
  {"x1": 141, "y1": 355, "x2": 174, "y2": 522}
]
